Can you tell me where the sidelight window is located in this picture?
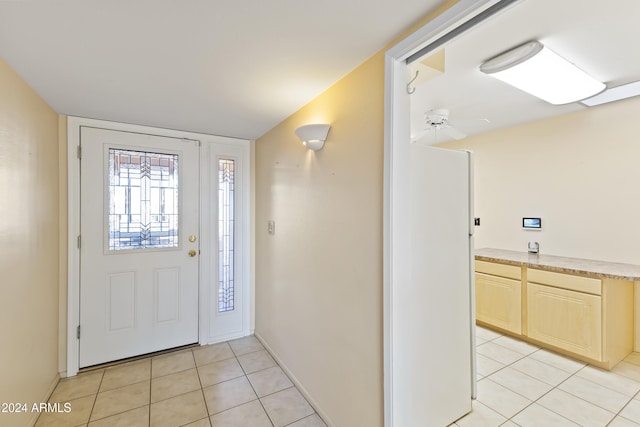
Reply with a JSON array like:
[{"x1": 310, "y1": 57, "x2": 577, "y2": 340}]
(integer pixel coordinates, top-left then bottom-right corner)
[{"x1": 218, "y1": 159, "x2": 235, "y2": 312}]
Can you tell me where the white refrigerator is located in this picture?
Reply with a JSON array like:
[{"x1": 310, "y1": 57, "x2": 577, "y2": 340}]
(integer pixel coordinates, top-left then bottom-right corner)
[{"x1": 387, "y1": 144, "x2": 476, "y2": 426}]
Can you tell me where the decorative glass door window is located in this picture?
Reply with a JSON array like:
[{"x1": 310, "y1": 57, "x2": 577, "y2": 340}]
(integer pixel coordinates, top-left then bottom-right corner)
[
  {"x1": 108, "y1": 148, "x2": 179, "y2": 250},
  {"x1": 218, "y1": 159, "x2": 235, "y2": 312}
]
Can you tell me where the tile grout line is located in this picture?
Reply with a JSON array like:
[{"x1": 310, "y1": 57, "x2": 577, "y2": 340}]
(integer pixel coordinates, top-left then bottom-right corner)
[
  {"x1": 191, "y1": 347, "x2": 213, "y2": 427},
  {"x1": 474, "y1": 338, "x2": 575, "y2": 426},
  {"x1": 477, "y1": 336, "x2": 586, "y2": 424},
  {"x1": 508, "y1": 359, "x2": 637, "y2": 425},
  {"x1": 242, "y1": 358, "x2": 277, "y2": 427},
  {"x1": 227, "y1": 338, "x2": 287, "y2": 426},
  {"x1": 166, "y1": 343, "x2": 261, "y2": 425},
  {"x1": 606, "y1": 386, "x2": 640, "y2": 425},
  {"x1": 563, "y1": 364, "x2": 639, "y2": 419},
  {"x1": 47, "y1": 336, "x2": 321, "y2": 427},
  {"x1": 148, "y1": 357, "x2": 153, "y2": 427},
  {"x1": 197, "y1": 339, "x2": 278, "y2": 424},
  {"x1": 231, "y1": 337, "x2": 321, "y2": 427},
  {"x1": 87, "y1": 368, "x2": 106, "y2": 425},
  {"x1": 455, "y1": 399, "x2": 506, "y2": 426},
  {"x1": 476, "y1": 328, "x2": 640, "y2": 426}
]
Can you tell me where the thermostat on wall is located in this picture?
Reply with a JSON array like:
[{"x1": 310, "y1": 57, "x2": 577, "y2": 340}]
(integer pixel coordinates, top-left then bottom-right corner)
[{"x1": 522, "y1": 217, "x2": 542, "y2": 230}]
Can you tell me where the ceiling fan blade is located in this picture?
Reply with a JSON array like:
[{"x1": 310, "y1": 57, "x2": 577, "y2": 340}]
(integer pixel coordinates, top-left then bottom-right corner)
[
  {"x1": 410, "y1": 129, "x2": 431, "y2": 143},
  {"x1": 442, "y1": 125, "x2": 467, "y2": 140}
]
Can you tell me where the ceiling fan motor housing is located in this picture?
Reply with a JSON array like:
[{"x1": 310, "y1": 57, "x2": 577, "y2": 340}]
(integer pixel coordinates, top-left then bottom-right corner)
[{"x1": 426, "y1": 108, "x2": 450, "y2": 128}]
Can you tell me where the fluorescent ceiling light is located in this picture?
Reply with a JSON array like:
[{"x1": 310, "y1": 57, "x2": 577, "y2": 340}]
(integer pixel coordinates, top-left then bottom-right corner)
[
  {"x1": 581, "y1": 80, "x2": 640, "y2": 106},
  {"x1": 480, "y1": 41, "x2": 606, "y2": 105}
]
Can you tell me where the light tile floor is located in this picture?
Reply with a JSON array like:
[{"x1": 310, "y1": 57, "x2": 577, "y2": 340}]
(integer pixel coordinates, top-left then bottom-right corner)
[
  {"x1": 453, "y1": 326, "x2": 640, "y2": 427},
  {"x1": 34, "y1": 328, "x2": 640, "y2": 427},
  {"x1": 35, "y1": 336, "x2": 327, "y2": 427}
]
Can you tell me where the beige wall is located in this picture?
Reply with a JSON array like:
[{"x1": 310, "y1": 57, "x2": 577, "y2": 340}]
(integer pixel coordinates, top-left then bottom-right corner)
[
  {"x1": 440, "y1": 96, "x2": 640, "y2": 265},
  {"x1": 253, "y1": 3, "x2": 457, "y2": 426},
  {"x1": 255, "y1": 53, "x2": 385, "y2": 426},
  {"x1": 0, "y1": 57, "x2": 60, "y2": 426}
]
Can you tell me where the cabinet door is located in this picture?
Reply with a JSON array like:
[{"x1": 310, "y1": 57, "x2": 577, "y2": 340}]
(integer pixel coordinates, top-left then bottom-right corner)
[
  {"x1": 527, "y1": 283, "x2": 602, "y2": 360},
  {"x1": 475, "y1": 273, "x2": 521, "y2": 334}
]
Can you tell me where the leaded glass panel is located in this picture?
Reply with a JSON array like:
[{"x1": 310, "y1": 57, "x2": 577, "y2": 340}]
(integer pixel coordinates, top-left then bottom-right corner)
[
  {"x1": 218, "y1": 159, "x2": 235, "y2": 312},
  {"x1": 108, "y1": 148, "x2": 179, "y2": 250}
]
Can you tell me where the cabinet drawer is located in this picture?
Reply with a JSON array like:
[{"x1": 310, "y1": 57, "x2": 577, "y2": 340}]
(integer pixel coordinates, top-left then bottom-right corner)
[
  {"x1": 475, "y1": 260, "x2": 521, "y2": 280},
  {"x1": 527, "y1": 268, "x2": 601, "y2": 295},
  {"x1": 527, "y1": 282, "x2": 602, "y2": 360}
]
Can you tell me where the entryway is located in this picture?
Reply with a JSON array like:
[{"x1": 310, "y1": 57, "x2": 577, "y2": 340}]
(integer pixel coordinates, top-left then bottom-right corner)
[
  {"x1": 67, "y1": 117, "x2": 252, "y2": 375},
  {"x1": 38, "y1": 336, "x2": 326, "y2": 426}
]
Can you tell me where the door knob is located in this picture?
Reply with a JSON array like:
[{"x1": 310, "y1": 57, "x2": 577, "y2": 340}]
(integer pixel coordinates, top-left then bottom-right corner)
[{"x1": 188, "y1": 249, "x2": 197, "y2": 257}]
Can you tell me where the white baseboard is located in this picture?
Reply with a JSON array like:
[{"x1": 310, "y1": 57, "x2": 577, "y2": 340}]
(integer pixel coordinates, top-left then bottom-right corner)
[
  {"x1": 28, "y1": 373, "x2": 60, "y2": 426},
  {"x1": 203, "y1": 330, "x2": 249, "y2": 346},
  {"x1": 254, "y1": 332, "x2": 334, "y2": 427}
]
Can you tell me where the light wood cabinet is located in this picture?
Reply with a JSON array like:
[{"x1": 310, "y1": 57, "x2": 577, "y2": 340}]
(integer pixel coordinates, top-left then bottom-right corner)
[
  {"x1": 475, "y1": 260, "x2": 522, "y2": 334},
  {"x1": 527, "y1": 282, "x2": 602, "y2": 360},
  {"x1": 526, "y1": 268, "x2": 633, "y2": 369},
  {"x1": 474, "y1": 260, "x2": 634, "y2": 369}
]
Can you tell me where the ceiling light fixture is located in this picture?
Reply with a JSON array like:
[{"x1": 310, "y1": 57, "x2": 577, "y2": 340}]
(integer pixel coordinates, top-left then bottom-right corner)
[
  {"x1": 581, "y1": 80, "x2": 640, "y2": 107},
  {"x1": 480, "y1": 40, "x2": 606, "y2": 105},
  {"x1": 294, "y1": 124, "x2": 331, "y2": 151}
]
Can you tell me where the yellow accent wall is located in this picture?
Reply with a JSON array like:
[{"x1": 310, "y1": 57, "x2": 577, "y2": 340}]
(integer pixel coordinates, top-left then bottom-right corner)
[
  {"x1": 0, "y1": 57, "x2": 60, "y2": 426},
  {"x1": 254, "y1": 3, "x2": 457, "y2": 425}
]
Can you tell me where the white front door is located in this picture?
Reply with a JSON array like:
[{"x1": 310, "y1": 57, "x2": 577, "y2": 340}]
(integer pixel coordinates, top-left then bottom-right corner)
[{"x1": 79, "y1": 126, "x2": 200, "y2": 367}]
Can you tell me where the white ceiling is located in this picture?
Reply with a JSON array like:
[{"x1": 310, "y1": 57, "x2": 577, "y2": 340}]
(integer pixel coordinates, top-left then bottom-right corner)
[
  {"x1": 410, "y1": 0, "x2": 640, "y2": 144},
  {"x1": 0, "y1": 0, "x2": 446, "y2": 140}
]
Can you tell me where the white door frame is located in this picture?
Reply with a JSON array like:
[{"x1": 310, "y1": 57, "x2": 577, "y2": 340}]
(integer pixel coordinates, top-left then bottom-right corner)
[
  {"x1": 383, "y1": 1, "x2": 518, "y2": 424},
  {"x1": 67, "y1": 116, "x2": 252, "y2": 377}
]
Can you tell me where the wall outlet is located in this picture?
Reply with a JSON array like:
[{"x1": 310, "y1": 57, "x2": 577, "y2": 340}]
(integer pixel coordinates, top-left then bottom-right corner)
[
  {"x1": 267, "y1": 220, "x2": 275, "y2": 235},
  {"x1": 474, "y1": 218, "x2": 480, "y2": 226}
]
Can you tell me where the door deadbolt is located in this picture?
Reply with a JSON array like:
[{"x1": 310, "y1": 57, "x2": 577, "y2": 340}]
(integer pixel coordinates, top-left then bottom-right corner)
[{"x1": 188, "y1": 235, "x2": 197, "y2": 242}]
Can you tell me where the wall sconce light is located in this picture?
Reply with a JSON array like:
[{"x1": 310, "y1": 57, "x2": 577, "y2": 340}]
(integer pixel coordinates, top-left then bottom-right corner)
[
  {"x1": 295, "y1": 124, "x2": 331, "y2": 151},
  {"x1": 480, "y1": 40, "x2": 605, "y2": 105}
]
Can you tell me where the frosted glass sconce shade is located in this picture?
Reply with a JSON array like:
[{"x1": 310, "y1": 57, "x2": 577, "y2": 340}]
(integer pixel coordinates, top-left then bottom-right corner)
[{"x1": 295, "y1": 124, "x2": 331, "y2": 151}]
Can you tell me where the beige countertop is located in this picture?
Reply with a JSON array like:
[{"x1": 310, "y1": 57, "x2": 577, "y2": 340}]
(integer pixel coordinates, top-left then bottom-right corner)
[{"x1": 475, "y1": 248, "x2": 640, "y2": 281}]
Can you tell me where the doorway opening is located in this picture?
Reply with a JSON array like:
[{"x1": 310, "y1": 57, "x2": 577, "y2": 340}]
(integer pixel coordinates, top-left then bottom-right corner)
[
  {"x1": 67, "y1": 117, "x2": 252, "y2": 377},
  {"x1": 383, "y1": 0, "x2": 520, "y2": 425}
]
